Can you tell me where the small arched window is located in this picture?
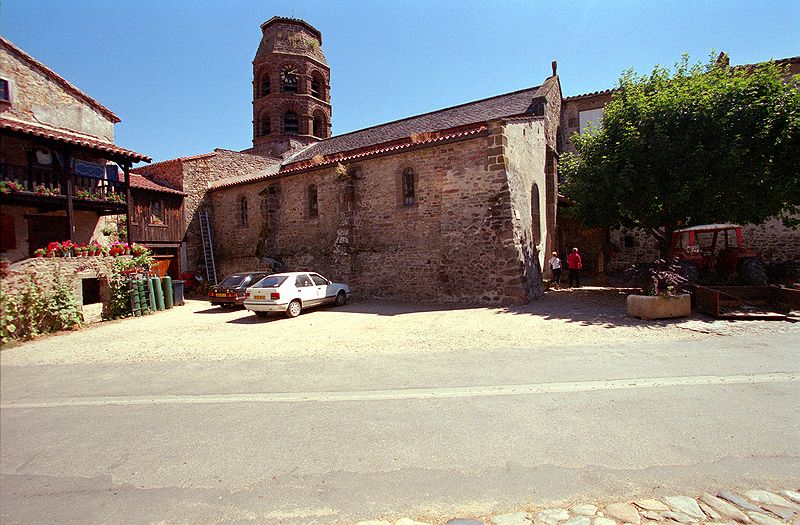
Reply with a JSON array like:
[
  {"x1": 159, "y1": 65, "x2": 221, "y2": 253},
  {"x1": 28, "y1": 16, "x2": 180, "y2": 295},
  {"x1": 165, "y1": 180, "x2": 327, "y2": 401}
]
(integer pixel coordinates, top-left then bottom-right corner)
[
  {"x1": 310, "y1": 72, "x2": 324, "y2": 99},
  {"x1": 284, "y1": 111, "x2": 299, "y2": 134},
  {"x1": 402, "y1": 168, "x2": 416, "y2": 206},
  {"x1": 531, "y1": 183, "x2": 541, "y2": 245},
  {"x1": 260, "y1": 114, "x2": 271, "y2": 136},
  {"x1": 261, "y1": 74, "x2": 270, "y2": 97},
  {"x1": 281, "y1": 65, "x2": 298, "y2": 93},
  {"x1": 240, "y1": 196, "x2": 249, "y2": 226},
  {"x1": 312, "y1": 114, "x2": 325, "y2": 138},
  {"x1": 308, "y1": 184, "x2": 318, "y2": 217}
]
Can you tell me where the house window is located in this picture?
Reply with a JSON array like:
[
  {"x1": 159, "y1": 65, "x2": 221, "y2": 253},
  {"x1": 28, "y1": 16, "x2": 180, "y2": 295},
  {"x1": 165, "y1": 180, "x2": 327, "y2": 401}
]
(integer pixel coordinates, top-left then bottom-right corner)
[
  {"x1": 308, "y1": 184, "x2": 318, "y2": 217},
  {"x1": 579, "y1": 108, "x2": 604, "y2": 134},
  {"x1": 260, "y1": 114, "x2": 271, "y2": 136},
  {"x1": 261, "y1": 75, "x2": 270, "y2": 97},
  {"x1": 0, "y1": 79, "x2": 9, "y2": 103},
  {"x1": 312, "y1": 114, "x2": 325, "y2": 138},
  {"x1": 240, "y1": 196, "x2": 248, "y2": 226},
  {"x1": 149, "y1": 200, "x2": 165, "y2": 225},
  {"x1": 284, "y1": 111, "x2": 299, "y2": 134},
  {"x1": 402, "y1": 168, "x2": 416, "y2": 206},
  {"x1": 281, "y1": 66, "x2": 298, "y2": 93}
]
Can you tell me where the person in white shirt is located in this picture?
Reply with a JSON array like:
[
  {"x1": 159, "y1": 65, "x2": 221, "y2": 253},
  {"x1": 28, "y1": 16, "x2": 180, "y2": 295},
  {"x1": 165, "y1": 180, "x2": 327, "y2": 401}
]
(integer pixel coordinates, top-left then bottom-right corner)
[{"x1": 549, "y1": 251, "x2": 563, "y2": 289}]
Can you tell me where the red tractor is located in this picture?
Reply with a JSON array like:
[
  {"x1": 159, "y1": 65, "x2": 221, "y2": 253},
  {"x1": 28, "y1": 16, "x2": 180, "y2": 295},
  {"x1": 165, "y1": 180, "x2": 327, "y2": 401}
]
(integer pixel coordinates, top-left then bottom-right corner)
[{"x1": 668, "y1": 224, "x2": 767, "y2": 285}]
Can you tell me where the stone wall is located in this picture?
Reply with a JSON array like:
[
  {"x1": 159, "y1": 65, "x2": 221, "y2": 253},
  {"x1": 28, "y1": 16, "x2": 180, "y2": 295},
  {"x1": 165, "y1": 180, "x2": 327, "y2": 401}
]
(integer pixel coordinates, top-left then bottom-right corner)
[
  {"x1": 0, "y1": 41, "x2": 115, "y2": 141},
  {"x1": 209, "y1": 125, "x2": 548, "y2": 304},
  {"x1": 501, "y1": 118, "x2": 549, "y2": 293},
  {"x1": 1, "y1": 256, "x2": 119, "y2": 322},
  {"x1": 560, "y1": 92, "x2": 613, "y2": 154},
  {"x1": 607, "y1": 218, "x2": 800, "y2": 272}
]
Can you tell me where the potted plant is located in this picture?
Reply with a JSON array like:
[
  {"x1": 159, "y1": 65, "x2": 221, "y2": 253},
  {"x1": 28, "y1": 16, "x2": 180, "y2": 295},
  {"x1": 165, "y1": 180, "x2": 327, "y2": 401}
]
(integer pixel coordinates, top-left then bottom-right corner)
[
  {"x1": 34, "y1": 248, "x2": 46, "y2": 258},
  {"x1": 626, "y1": 258, "x2": 692, "y2": 320}
]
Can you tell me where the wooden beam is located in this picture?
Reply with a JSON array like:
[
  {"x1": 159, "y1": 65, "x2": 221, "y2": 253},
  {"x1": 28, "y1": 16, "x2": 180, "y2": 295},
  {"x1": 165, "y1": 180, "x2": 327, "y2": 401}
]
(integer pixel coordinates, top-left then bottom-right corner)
[
  {"x1": 123, "y1": 162, "x2": 133, "y2": 245},
  {"x1": 64, "y1": 152, "x2": 75, "y2": 238}
]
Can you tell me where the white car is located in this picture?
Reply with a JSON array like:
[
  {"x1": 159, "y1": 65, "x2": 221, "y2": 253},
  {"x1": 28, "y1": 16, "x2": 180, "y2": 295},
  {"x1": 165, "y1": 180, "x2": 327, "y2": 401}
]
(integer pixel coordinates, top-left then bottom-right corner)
[{"x1": 244, "y1": 272, "x2": 350, "y2": 318}]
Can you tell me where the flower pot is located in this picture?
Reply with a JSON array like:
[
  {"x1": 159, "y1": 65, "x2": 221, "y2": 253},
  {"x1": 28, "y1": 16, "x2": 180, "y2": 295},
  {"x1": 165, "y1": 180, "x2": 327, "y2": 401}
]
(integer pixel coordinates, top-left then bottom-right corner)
[{"x1": 627, "y1": 293, "x2": 691, "y2": 320}]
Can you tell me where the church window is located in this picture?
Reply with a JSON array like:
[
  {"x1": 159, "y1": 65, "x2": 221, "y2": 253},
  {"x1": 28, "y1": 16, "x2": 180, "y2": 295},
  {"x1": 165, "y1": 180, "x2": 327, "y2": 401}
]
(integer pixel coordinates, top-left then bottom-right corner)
[
  {"x1": 260, "y1": 114, "x2": 271, "y2": 136},
  {"x1": 261, "y1": 75, "x2": 270, "y2": 97},
  {"x1": 308, "y1": 184, "x2": 318, "y2": 217},
  {"x1": 402, "y1": 168, "x2": 416, "y2": 206},
  {"x1": 312, "y1": 114, "x2": 325, "y2": 138},
  {"x1": 310, "y1": 72, "x2": 324, "y2": 99},
  {"x1": 240, "y1": 196, "x2": 249, "y2": 226},
  {"x1": 284, "y1": 111, "x2": 299, "y2": 134},
  {"x1": 531, "y1": 183, "x2": 541, "y2": 245},
  {"x1": 281, "y1": 66, "x2": 298, "y2": 93}
]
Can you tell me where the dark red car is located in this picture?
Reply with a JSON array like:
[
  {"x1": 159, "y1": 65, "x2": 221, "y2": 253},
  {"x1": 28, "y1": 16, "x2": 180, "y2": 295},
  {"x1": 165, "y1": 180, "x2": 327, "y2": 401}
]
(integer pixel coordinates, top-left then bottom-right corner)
[{"x1": 208, "y1": 271, "x2": 270, "y2": 308}]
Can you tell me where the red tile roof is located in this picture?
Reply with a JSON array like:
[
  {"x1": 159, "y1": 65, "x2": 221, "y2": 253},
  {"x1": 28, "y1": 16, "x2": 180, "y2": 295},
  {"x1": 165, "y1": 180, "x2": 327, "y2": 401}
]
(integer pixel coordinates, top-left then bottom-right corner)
[
  {"x1": 0, "y1": 117, "x2": 151, "y2": 162},
  {"x1": 140, "y1": 151, "x2": 218, "y2": 169},
  {"x1": 0, "y1": 36, "x2": 121, "y2": 124},
  {"x1": 285, "y1": 83, "x2": 550, "y2": 165},
  {"x1": 128, "y1": 173, "x2": 185, "y2": 195}
]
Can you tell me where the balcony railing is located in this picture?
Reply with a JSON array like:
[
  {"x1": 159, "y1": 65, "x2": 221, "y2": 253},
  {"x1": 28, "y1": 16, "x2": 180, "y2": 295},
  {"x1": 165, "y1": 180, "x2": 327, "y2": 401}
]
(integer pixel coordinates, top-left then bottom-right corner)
[{"x1": 0, "y1": 162, "x2": 126, "y2": 204}]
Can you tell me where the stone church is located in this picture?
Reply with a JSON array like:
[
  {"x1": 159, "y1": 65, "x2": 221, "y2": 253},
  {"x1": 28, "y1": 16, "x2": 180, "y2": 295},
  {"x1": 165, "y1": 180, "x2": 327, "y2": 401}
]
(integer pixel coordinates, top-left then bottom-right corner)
[
  {"x1": 137, "y1": 16, "x2": 561, "y2": 304},
  {"x1": 134, "y1": 16, "x2": 799, "y2": 304}
]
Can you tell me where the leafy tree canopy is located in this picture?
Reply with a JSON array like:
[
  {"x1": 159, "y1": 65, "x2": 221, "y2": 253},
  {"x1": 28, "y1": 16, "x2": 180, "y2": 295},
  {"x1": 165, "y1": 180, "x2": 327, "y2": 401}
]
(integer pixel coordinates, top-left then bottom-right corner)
[{"x1": 560, "y1": 53, "x2": 800, "y2": 247}]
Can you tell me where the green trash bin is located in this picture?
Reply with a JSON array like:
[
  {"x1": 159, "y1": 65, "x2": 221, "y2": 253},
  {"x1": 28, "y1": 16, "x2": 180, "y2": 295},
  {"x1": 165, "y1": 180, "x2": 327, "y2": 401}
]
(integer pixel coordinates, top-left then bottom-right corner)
[
  {"x1": 162, "y1": 276, "x2": 174, "y2": 309},
  {"x1": 151, "y1": 276, "x2": 165, "y2": 311}
]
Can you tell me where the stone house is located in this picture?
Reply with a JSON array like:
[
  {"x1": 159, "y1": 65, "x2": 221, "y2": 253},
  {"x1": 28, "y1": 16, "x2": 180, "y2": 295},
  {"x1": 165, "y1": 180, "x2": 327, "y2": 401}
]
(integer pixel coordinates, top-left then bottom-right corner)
[
  {"x1": 558, "y1": 57, "x2": 800, "y2": 273},
  {"x1": 0, "y1": 35, "x2": 176, "y2": 263}
]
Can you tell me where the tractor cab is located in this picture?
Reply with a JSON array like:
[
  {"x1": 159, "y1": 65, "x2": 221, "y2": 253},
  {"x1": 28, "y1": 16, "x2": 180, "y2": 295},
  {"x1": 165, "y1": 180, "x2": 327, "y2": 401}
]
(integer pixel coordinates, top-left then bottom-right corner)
[{"x1": 668, "y1": 224, "x2": 764, "y2": 284}]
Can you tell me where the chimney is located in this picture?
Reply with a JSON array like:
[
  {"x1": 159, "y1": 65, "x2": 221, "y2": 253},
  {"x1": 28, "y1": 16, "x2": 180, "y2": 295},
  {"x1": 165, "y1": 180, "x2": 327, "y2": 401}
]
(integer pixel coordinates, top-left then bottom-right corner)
[{"x1": 551, "y1": 60, "x2": 558, "y2": 76}]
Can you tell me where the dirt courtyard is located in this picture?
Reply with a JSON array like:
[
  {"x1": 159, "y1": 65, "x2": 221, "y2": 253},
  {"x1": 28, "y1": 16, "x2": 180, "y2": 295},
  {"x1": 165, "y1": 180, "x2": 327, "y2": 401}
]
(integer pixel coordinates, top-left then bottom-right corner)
[{"x1": 1, "y1": 287, "x2": 796, "y2": 366}]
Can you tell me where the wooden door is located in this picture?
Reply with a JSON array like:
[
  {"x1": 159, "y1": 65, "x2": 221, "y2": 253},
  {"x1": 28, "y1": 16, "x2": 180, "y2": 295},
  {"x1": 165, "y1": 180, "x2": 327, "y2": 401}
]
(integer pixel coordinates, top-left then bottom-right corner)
[{"x1": 26, "y1": 215, "x2": 69, "y2": 256}]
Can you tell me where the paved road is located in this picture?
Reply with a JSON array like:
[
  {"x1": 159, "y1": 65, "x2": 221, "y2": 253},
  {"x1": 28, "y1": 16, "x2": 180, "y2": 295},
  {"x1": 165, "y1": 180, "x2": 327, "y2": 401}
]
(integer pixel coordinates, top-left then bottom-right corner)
[{"x1": 1, "y1": 326, "x2": 798, "y2": 524}]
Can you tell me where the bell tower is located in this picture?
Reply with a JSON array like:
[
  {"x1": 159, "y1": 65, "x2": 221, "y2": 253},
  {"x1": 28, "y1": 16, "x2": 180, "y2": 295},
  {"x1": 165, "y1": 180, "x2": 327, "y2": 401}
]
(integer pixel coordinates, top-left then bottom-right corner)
[{"x1": 252, "y1": 17, "x2": 331, "y2": 158}]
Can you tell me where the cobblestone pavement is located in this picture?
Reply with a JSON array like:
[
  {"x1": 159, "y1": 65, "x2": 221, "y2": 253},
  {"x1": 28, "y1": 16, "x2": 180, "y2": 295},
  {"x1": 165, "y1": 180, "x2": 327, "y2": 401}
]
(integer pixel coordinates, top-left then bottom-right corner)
[{"x1": 358, "y1": 490, "x2": 800, "y2": 525}]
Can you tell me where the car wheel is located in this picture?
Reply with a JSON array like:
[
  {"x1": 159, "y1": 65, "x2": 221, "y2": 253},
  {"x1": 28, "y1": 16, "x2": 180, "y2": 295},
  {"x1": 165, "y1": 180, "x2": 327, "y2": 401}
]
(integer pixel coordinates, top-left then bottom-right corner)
[
  {"x1": 254, "y1": 311, "x2": 267, "y2": 318},
  {"x1": 286, "y1": 300, "x2": 302, "y2": 318},
  {"x1": 335, "y1": 290, "x2": 347, "y2": 306}
]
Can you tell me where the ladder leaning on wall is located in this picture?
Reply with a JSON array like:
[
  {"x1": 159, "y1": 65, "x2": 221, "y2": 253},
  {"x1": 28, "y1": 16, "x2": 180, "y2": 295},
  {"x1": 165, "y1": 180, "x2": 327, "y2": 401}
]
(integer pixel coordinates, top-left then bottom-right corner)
[{"x1": 198, "y1": 210, "x2": 218, "y2": 285}]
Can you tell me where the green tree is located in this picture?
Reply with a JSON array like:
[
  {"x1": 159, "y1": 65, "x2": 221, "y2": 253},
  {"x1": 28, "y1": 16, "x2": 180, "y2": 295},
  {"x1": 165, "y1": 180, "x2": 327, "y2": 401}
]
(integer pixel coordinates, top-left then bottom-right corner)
[{"x1": 560, "y1": 54, "x2": 800, "y2": 253}]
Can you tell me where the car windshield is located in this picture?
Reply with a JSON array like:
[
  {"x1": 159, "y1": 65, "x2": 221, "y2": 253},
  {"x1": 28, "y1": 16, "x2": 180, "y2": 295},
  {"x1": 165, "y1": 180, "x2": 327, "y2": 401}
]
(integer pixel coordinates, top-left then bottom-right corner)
[
  {"x1": 219, "y1": 274, "x2": 246, "y2": 287},
  {"x1": 252, "y1": 275, "x2": 288, "y2": 288}
]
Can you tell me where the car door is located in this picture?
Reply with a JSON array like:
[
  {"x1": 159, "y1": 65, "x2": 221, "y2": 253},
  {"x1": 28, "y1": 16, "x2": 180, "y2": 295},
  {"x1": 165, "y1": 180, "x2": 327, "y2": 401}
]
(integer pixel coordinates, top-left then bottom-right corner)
[
  {"x1": 294, "y1": 274, "x2": 319, "y2": 306},
  {"x1": 309, "y1": 273, "x2": 331, "y2": 303}
]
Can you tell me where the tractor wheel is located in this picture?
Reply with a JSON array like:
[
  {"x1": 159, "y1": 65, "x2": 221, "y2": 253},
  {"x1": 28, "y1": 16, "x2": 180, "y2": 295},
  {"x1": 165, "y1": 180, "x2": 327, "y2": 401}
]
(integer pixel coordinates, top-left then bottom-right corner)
[
  {"x1": 739, "y1": 258, "x2": 767, "y2": 286},
  {"x1": 678, "y1": 261, "x2": 699, "y2": 284}
]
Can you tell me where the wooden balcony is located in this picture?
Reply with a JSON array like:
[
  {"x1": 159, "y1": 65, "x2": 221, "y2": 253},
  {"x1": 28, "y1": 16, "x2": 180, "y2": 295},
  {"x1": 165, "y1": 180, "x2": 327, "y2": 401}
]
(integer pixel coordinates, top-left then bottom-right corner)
[{"x1": 0, "y1": 162, "x2": 127, "y2": 214}]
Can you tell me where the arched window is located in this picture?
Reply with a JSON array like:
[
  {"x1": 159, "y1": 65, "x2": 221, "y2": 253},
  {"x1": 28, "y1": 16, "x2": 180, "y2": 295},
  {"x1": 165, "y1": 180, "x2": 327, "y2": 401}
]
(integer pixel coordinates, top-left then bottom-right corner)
[
  {"x1": 531, "y1": 183, "x2": 541, "y2": 245},
  {"x1": 308, "y1": 184, "x2": 318, "y2": 217},
  {"x1": 310, "y1": 72, "x2": 324, "y2": 100},
  {"x1": 261, "y1": 74, "x2": 270, "y2": 97},
  {"x1": 240, "y1": 196, "x2": 248, "y2": 226},
  {"x1": 281, "y1": 65, "x2": 298, "y2": 93},
  {"x1": 312, "y1": 114, "x2": 325, "y2": 138},
  {"x1": 260, "y1": 114, "x2": 271, "y2": 136},
  {"x1": 284, "y1": 111, "x2": 299, "y2": 134},
  {"x1": 402, "y1": 168, "x2": 416, "y2": 206}
]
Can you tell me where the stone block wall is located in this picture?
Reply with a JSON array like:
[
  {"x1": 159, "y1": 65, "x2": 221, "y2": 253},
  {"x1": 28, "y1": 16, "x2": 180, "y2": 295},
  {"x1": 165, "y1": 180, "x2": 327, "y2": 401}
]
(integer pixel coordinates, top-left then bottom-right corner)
[
  {"x1": 607, "y1": 217, "x2": 800, "y2": 272},
  {"x1": 1, "y1": 40, "x2": 115, "y2": 141},
  {"x1": 209, "y1": 124, "x2": 549, "y2": 304}
]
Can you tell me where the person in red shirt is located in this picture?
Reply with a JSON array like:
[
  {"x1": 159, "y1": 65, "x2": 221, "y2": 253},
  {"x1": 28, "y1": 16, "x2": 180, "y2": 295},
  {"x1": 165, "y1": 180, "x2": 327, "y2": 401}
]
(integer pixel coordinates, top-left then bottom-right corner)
[{"x1": 567, "y1": 247, "x2": 583, "y2": 288}]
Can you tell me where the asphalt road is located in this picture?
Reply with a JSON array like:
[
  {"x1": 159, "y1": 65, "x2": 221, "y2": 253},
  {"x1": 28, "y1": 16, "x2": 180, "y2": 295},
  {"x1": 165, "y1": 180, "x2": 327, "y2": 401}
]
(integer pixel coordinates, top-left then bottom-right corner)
[{"x1": 1, "y1": 321, "x2": 798, "y2": 524}]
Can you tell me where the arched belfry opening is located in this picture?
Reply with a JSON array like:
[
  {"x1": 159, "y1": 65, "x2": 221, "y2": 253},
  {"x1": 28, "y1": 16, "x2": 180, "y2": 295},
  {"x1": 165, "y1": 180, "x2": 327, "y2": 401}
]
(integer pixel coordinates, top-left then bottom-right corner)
[{"x1": 251, "y1": 17, "x2": 332, "y2": 157}]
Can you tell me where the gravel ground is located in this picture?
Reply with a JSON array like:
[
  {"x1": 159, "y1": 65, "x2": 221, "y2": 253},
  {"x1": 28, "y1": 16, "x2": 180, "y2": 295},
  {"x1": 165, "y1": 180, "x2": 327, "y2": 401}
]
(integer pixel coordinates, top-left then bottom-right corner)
[{"x1": 2, "y1": 288, "x2": 796, "y2": 366}]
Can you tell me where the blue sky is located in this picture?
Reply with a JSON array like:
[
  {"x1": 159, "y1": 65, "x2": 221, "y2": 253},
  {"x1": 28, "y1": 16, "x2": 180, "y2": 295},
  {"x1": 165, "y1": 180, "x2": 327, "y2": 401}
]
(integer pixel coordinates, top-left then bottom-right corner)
[{"x1": 2, "y1": 0, "x2": 798, "y2": 164}]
